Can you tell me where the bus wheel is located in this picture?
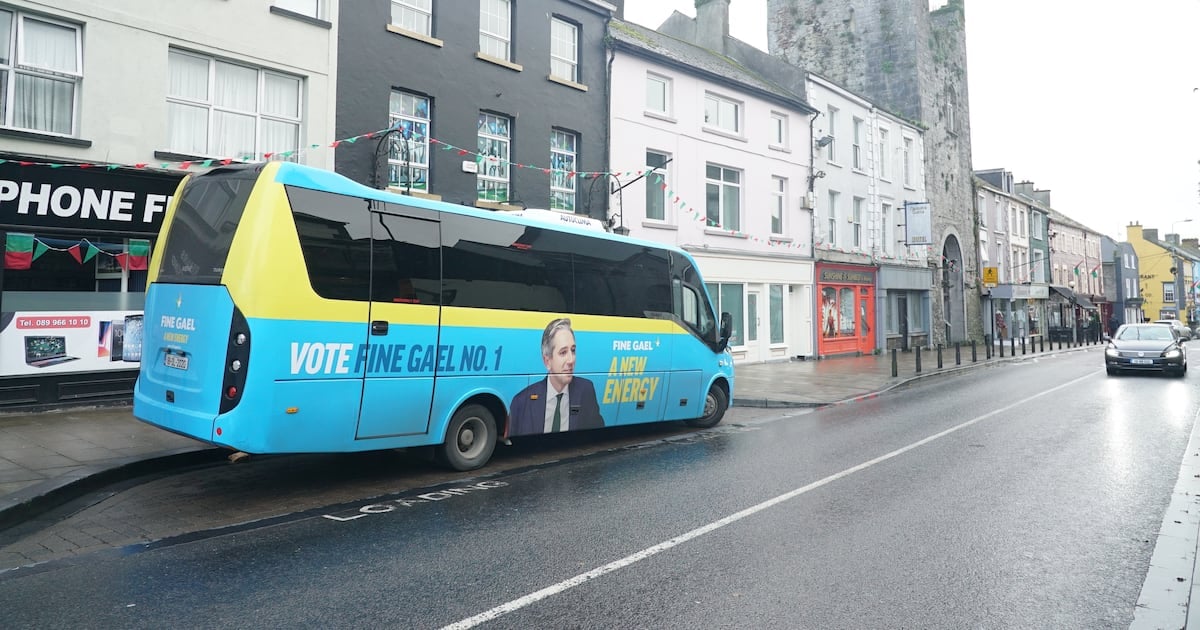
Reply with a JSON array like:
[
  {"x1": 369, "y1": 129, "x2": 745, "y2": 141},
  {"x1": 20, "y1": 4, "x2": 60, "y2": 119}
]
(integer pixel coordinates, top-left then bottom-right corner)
[
  {"x1": 438, "y1": 404, "x2": 497, "y2": 471},
  {"x1": 686, "y1": 385, "x2": 728, "y2": 429}
]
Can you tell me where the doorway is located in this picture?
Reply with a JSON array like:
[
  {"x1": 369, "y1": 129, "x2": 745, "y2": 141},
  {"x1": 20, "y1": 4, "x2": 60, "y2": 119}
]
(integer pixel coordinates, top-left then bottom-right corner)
[{"x1": 898, "y1": 294, "x2": 910, "y2": 351}]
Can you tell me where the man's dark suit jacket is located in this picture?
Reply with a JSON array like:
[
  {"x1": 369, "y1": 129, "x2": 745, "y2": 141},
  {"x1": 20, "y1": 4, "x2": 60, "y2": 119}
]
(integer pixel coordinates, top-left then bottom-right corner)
[{"x1": 509, "y1": 376, "x2": 605, "y2": 436}]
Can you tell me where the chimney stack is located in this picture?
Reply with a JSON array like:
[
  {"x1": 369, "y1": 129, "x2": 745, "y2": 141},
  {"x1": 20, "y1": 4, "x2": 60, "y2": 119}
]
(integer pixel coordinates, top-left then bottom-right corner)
[{"x1": 694, "y1": 0, "x2": 730, "y2": 53}]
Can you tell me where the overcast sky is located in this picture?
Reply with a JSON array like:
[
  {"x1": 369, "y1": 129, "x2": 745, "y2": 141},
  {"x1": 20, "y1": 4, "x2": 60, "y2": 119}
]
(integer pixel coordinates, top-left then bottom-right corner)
[{"x1": 622, "y1": 0, "x2": 1200, "y2": 242}]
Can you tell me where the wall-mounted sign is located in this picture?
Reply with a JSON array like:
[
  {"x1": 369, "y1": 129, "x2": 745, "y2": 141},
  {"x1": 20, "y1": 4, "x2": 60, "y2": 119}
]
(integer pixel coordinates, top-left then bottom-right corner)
[
  {"x1": 819, "y1": 267, "x2": 875, "y2": 285},
  {"x1": 0, "y1": 161, "x2": 181, "y2": 235},
  {"x1": 982, "y1": 266, "x2": 998, "y2": 287},
  {"x1": 904, "y1": 201, "x2": 932, "y2": 245}
]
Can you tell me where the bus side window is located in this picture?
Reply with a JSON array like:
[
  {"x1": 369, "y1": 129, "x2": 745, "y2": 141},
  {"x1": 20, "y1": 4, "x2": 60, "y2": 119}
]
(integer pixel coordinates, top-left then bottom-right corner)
[{"x1": 371, "y1": 211, "x2": 441, "y2": 305}]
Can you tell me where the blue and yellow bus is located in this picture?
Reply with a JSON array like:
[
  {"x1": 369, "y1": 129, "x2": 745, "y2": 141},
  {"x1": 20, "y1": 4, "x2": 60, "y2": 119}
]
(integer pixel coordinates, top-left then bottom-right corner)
[{"x1": 133, "y1": 162, "x2": 734, "y2": 470}]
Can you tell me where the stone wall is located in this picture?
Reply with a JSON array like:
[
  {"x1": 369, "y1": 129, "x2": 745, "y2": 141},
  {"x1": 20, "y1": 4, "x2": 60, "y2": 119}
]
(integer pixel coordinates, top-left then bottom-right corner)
[{"x1": 767, "y1": 0, "x2": 983, "y2": 344}]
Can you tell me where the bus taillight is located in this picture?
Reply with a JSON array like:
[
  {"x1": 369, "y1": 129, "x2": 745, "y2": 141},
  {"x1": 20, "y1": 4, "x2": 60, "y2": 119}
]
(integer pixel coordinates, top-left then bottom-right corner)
[{"x1": 220, "y1": 307, "x2": 251, "y2": 413}]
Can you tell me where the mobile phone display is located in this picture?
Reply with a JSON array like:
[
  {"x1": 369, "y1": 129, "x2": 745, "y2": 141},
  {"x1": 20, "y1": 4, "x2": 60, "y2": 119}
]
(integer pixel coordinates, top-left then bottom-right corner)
[
  {"x1": 98, "y1": 321, "x2": 112, "y2": 358},
  {"x1": 123, "y1": 315, "x2": 144, "y2": 362},
  {"x1": 111, "y1": 322, "x2": 125, "y2": 361}
]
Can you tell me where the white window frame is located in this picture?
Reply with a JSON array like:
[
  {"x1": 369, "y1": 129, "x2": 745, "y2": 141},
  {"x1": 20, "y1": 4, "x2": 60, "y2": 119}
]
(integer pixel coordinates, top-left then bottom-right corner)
[
  {"x1": 391, "y1": 0, "x2": 432, "y2": 36},
  {"x1": 852, "y1": 196, "x2": 864, "y2": 248},
  {"x1": 705, "y1": 163, "x2": 742, "y2": 231},
  {"x1": 550, "y1": 17, "x2": 578, "y2": 83},
  {"x1": 477, "y1": 111, "x2": 511, "y2": 202},
  {"x1": 1163, "y1": 282, "x2": 1175, "y2": 303},
  {"x1": 274, "y1": 0, "x2": 324, "y2": 19},
  {"x1": 882, "y1": 201, "x2": 894, "y2": 255},
  {"x1": 645, "y1": 72, "x2": 671, "y2": 116},
  {"x1": 479, "y1": 0, "x2": 511, "y2": 61},
  {"x1": 550, "y1": 128, "x2": 577, "y2": 212},
  {"x1": 827, "y1": 190, "x2": 839, "y2": 245},
  {"x1": 770, "y1": 112, "x2": 788, "y2": 149},
  {"x1": 825, "y1": 106, "x2": 839, "y2": 163},
  {"x1": 165, "y1": 48, "x2": 303, "y2": 161},
  {"x1": 902, "y1": 136, "x2": 914, "y2": 187},
  {"x1": 388, "y1": 90, "x2": 430, "y2": 192},
  {"x1": 852, "y1": 117, "x2": 864, "y2": 170},
  {"x1": 0, "y1": 10, "x2": 83, "y2": 136},
  {"x1": 645, "y1": 150, "x2": 671, "y2": 222},
  {"x1": 878, "y1": 128, "x2": 890, "y2": 180},
  {"x1": 770, "y1": 175, "x2": 786, "y2": 235},
  {"x1": 978, "y1": 193, "x2": 987, "y2": 227},
  {"x1": 704, "y1": 92, "x2": 741, "y2": 134}
]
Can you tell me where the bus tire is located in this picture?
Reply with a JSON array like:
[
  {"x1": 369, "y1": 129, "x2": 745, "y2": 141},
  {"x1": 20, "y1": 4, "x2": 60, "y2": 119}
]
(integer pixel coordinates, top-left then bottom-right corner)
[
  {"x1": 686, "y1": 384, "x2": 728, "y2": 429},
  {"x1": 437, "y1": 404, "x2": 497, "y2": 471}
]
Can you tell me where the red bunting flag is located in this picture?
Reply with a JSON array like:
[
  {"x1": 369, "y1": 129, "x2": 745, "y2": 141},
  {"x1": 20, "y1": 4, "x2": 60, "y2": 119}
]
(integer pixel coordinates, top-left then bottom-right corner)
[
  {"x1": 115, "y1": 253, "x2": 129, "y2": 270},
  {"x1": 127, "y1": 239, "x2": 150, "y2": 271},
  {"x1": 5, "y1": 233, "x2": 33, "y2": 270},
  {"x1": 67, "y1": 244, "x2": 82, "y2": 264}
]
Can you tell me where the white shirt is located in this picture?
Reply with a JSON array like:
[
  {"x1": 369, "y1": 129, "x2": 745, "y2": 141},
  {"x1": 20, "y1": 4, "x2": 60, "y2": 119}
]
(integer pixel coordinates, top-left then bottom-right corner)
[{"x1": 543, "y1": 381, "x2": 570, "y2": 432}]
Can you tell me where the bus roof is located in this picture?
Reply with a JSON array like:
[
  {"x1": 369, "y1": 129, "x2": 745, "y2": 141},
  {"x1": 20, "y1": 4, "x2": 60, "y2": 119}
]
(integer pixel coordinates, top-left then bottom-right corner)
[{"x1": 269, "y1": 161, "x2": 688, "y2": 256}]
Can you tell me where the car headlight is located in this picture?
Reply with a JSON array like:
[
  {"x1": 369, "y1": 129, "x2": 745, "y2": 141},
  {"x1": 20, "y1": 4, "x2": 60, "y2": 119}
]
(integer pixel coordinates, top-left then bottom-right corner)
[
  {"x1": 1105, "y1": 345, "x2": 1119, "y2": 357},
  {"x1": 1164, "y1": 349, "x2": 1182, "y2": 359}
]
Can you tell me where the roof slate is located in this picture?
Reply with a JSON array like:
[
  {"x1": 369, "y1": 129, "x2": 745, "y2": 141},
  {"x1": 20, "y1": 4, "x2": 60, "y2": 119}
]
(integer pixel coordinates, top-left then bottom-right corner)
[{"x1": 608, "y1": 18, "x2": 808, "y2": 111}]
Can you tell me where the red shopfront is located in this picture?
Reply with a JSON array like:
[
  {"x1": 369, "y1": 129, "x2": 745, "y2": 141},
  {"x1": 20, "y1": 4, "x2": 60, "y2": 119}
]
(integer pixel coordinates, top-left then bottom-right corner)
[{"x1": 817, "y1": 263, "x2": 876, "y2": 357}]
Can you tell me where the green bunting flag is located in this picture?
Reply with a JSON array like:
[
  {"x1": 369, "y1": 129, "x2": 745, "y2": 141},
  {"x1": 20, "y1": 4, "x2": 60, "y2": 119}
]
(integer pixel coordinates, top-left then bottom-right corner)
[
  {"x1": 128, "y1": 239, "x2": 150, "y2": 271},
  {"x1": 5, "y1": 232, "x2": 34, "y2": 270}
]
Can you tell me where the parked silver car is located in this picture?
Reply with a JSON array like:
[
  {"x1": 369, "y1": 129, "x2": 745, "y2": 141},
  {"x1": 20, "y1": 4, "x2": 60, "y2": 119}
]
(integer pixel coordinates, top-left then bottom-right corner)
[{"x1": 1152, "y1": 319, "x2": 1193, "y2": 341}]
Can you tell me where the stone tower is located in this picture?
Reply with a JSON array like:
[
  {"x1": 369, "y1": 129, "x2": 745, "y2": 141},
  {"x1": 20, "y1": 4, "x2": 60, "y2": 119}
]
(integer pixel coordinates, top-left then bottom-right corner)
[{"x1": 767, "y1": 0, "x2": 981, "y2": 344}]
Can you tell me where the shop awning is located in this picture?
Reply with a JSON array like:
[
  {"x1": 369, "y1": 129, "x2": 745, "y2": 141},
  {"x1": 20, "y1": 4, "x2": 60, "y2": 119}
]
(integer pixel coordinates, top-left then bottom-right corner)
[{"x1": 1049, "y1": 285, "x2": 1097, "y2": 309}]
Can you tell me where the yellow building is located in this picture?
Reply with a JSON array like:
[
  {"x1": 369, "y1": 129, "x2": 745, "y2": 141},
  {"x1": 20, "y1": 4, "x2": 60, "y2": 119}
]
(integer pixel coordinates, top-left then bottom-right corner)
[{"x1": 1127, "y1": 223, "x2": 1197, "y2": 322}]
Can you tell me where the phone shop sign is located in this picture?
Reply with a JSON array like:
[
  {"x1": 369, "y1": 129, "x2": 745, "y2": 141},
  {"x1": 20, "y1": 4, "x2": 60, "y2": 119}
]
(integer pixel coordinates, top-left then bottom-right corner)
[{"x1": 0, "y1": 162, "x2": 180, "y2": 234}]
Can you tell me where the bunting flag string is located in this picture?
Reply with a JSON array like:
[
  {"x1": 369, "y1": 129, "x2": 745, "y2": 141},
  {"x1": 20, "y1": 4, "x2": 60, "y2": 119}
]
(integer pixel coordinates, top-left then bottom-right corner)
[
  {"x1": 2, "y1": 122, "x2": 937, "y2": 255},
  {"x1": 2, "y1": 235, "x2": 150, "y2": 271}
]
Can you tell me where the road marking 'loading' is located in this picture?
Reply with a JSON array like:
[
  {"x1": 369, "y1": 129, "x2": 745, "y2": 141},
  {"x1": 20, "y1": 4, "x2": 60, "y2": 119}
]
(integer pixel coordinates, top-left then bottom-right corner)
[{"x1": 441, "y1": 370, "x2": 1101, "y2": 630}]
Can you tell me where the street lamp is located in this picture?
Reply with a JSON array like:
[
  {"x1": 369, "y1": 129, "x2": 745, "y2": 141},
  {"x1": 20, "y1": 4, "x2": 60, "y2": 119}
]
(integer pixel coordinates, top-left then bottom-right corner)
[
  {"x1": 1068, "y1": 278, "x2": 1078, "y2": 345},
  {"x1": 1170, "y1": 218, "x2": 1193, "y2": 322}
]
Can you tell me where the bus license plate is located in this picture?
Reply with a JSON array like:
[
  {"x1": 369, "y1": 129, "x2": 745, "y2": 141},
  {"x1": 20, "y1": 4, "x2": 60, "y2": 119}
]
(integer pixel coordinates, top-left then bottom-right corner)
[
  {"x1": 1131, "y1": 358, "x2": 1153, "y2": 365},
  {"x1": 165, "y1": 353, "x2": 189, "y2": 370}
]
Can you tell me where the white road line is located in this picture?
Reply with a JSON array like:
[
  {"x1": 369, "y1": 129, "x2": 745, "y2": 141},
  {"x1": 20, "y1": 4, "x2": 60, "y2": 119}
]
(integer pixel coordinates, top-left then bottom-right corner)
[{"x1": 441, "y1": 369, "x2": 1101, "y2": 630}]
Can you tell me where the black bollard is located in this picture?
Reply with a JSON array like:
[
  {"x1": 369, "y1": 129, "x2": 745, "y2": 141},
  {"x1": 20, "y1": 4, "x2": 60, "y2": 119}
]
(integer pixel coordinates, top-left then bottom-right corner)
[
  {"x1": 916, "y1": 346, "x2": 922, "y2": 373},
  {"x1": 1040, "y1": 336, "x2": 1045, "y2": 353},
  {"x1": 891, "y1": 348, "x2": 898, "y2": 378},
  {"x1": 971, "y1": 340, "x2": 977, "y2": 363},
  {"x1": 1021, "y1": 337, "x2": 1026, "y2": 355},
  {"x1": 955, "y1": 342, "x2": 961, "y2": 366},
  {"x1": 937, "y1": 344, "x2": 943, "y2": 369},
  {"x1": 1010, "y1": 337, "x2": 1016, "y2": 356},
  {"x1": 999, "y1": 337, "x2": 1005, "y2": 358}
]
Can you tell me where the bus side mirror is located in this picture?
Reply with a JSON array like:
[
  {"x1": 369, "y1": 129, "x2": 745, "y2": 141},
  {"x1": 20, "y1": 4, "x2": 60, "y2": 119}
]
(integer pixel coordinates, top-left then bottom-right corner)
[{"x1": 718, "y1": 311, "x2": 733, "y2": 351}]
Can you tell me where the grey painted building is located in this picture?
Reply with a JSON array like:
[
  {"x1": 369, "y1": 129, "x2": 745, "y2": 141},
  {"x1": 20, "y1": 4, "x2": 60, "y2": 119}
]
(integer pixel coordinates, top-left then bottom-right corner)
[
  {"x1": 334, "y1": 0, "x2": 618, "y2": 220},
  {"x1": 766, "y1": 0, "x2": 980, "y2": 345},
  {"x1": 1112, "y1": 241, "x2": 1142, "y2": 327}
]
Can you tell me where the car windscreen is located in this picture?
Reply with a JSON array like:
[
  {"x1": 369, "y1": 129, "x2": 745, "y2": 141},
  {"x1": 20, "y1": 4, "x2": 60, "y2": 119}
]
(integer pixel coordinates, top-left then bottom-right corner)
[{"x1": 1117, "y1": 326, "x2": 1173, "y2": 341}]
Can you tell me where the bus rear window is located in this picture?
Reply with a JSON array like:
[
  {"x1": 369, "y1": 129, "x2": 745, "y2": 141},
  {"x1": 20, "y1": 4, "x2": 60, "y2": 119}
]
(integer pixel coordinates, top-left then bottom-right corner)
[{"x1": 157, "y1": 167, "x2": 260, "y2": 284}]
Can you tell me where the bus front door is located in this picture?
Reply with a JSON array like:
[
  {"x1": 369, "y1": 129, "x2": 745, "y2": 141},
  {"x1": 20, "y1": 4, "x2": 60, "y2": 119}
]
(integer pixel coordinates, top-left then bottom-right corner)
[{"x1": 356, "y1": 209, "x2": 442, "y2": 439}]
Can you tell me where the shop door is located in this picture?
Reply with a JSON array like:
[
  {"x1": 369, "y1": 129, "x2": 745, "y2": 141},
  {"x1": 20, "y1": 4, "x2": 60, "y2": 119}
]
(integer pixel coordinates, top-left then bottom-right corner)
[
  {"x1": 745, "y1": 290, "x2": 765, "y2": 362},
  {"x1": 898, "y1": 295, "x2": 910, "y2": 350},
  {"x1": 857, "y1": 288, "x2": 875, "y2": 354}
]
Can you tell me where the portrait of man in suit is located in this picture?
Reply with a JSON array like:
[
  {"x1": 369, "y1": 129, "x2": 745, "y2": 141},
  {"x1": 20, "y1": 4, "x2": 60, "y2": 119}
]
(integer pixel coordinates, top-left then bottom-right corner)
[{"x1": 509, "y1": 318, "x2": 605, "y2": 436}]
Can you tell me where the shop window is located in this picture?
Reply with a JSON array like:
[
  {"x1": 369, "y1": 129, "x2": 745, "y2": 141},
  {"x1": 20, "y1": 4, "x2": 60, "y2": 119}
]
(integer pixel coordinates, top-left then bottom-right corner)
[
  {"x1": 705, "y1": 282, "x2": 744, "y2": 347},
  {"x1": 769, "y1": 284, "x2": 784, "y2": 344}
]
